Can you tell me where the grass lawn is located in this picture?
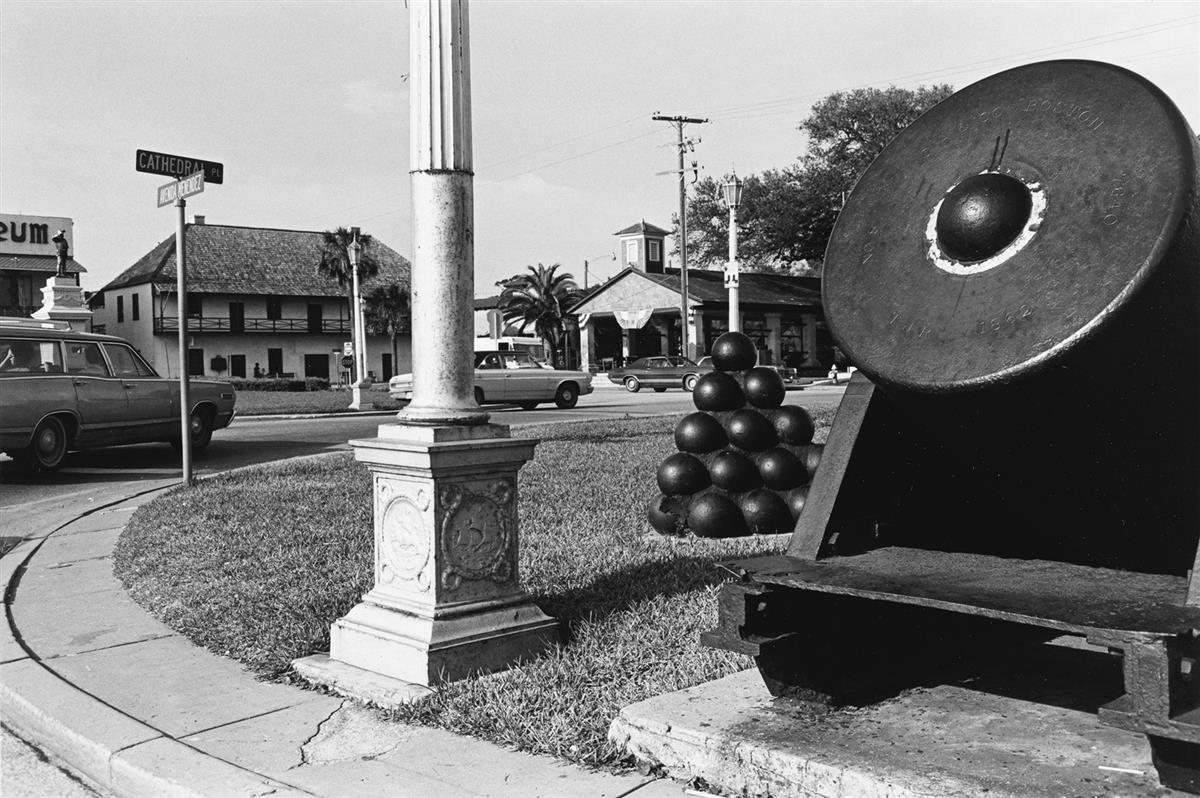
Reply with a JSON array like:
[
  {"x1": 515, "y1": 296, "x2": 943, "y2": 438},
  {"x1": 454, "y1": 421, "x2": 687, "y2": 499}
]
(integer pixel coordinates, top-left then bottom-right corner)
[
  {"x1": 233, "y1": 386, "x2": 399, "y2": 415},
  {"x1": 113, "y1": 410, "x2": 835, "y2": 768}
]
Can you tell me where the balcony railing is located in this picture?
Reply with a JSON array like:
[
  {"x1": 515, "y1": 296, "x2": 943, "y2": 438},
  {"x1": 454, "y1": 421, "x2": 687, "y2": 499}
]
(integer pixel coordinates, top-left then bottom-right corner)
[{"x1": 153, "y1": 316, "x2": 352, "y2": 334}]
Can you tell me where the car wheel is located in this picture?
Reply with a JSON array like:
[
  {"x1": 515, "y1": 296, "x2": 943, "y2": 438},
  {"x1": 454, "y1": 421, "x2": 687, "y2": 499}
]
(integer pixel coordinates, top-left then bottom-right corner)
[
  {"x1": 171, "y1": 408, "x2": 214, "y2": 453},
  {"x1": 554, "y1": 383, "x2": 579, "y2": 409},
  {"x1": 519, "y1": 401, "x2": 539, "y2": 410},
  {"x1": 474, "y1": 387, "x2": 485, "y2": 406},
  {"x1": 683, "y1": 374, "x2": 699, "y2": 392},
  {"x1": 18, "y1": 416, "x2": 68, "y2": 471},
  {"x1": 624, "y1": 376, "x2": 641, "y2": 393},
  {"x1": 653, "y1": 387, "x2": 667, "y2": 393}
]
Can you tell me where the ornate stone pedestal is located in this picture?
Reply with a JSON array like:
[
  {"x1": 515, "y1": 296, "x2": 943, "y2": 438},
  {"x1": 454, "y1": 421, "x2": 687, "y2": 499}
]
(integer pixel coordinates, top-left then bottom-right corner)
[
  {"x1": 31, "y1": 276, "x2": 92, "y2": 331},
  {"x1": 295, "y1": 423, "x2": 559, "y2": 699}
]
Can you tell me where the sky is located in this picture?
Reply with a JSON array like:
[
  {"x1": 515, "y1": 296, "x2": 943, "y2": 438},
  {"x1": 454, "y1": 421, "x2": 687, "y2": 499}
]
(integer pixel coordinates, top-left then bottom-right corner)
[{"x1": 2, "y1": 1, "x2": 1197, "y2": 297}]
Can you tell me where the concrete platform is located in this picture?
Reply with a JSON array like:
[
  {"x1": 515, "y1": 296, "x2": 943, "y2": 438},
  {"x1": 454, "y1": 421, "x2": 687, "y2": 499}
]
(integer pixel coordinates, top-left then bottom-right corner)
[{"x1": 610, "y1": 663, "x2": 1186, "y2": 798}]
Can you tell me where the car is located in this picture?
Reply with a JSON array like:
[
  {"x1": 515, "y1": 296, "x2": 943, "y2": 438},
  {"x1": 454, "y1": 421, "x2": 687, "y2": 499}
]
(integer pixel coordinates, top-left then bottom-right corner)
[
  {"x1": 607, "y1": 355, "x2": 713, "y2": 393},
  {"x1": 0, "y1": 318, "x2": 237, "y2": 470},
  {"x1": 388, "y1": 350, "x2": 593, "y2": 410},
  {"x1": 697, "y1": 356, "x2": 800, "y2": 384}
]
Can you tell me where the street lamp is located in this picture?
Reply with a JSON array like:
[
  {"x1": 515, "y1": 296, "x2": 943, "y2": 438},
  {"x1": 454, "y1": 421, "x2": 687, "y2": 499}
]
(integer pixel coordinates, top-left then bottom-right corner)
[
  {"x1": 721, "y1": 173, "x2": 744, "y2": 333},
  {"x1": 348, "y1": 226, "x2": 369, "y2": 410}
]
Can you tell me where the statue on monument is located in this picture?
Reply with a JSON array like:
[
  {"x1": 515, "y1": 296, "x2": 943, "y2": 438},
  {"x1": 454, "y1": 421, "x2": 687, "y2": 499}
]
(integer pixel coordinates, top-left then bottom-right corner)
[{"x1": 52, "y1": 230, "x2": 69, "y2": 278}]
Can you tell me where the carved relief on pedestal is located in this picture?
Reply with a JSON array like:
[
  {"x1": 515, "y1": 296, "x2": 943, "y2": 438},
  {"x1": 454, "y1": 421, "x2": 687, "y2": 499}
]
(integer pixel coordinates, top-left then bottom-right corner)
[
  {"x1": 378, "y1": 480, "x2": 433, "y2": 592},
  {"x1": 439, "y1": 480, "x2": 514, "y2": 591}
]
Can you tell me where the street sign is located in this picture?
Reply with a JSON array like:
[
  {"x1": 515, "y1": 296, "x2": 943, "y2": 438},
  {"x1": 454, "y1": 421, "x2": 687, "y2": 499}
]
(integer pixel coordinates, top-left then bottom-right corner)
[
  {"x1": 157, "y1": 171, "x2": 205, "y2": 208},
  {"x1": 136, "y1": 149, "x2": 224, "y2": 184},
  {"x1": 724, "y1": 263, "x2": 740, "y2": 288},
  {"x1": 341, "y1": 355, "x2": 355, "y2": 369},
  {"x1": 343, "y1": 341, "x2": 355, "y2": 356}
]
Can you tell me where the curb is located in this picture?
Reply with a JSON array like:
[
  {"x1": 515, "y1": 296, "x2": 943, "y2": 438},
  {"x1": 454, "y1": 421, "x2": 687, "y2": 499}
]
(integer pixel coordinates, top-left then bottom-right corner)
[{"x1": 0, "y1": 483, "x2": 315, "y2": 798}]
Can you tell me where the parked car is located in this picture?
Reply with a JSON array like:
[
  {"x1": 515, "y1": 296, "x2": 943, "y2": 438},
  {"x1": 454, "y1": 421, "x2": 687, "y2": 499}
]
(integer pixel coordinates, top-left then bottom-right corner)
[
  {"x1": 388, "y1": 350, "x2": 593, "y2": 410},
  {"x1": 0, "y1": 318, "x2": 237, "y2": 470},
  {"x1": 607, "y1": 355, "x2": 713, "y2": 393},
  {"x1": 697, "y1": 356, "x2": 800, "y2": 384}
]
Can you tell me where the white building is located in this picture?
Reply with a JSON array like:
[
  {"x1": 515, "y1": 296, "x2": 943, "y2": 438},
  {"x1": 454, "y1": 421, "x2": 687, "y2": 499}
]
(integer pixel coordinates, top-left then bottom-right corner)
[{"x1": 90, "y1": 219, "x2": 411, "y2": 382}]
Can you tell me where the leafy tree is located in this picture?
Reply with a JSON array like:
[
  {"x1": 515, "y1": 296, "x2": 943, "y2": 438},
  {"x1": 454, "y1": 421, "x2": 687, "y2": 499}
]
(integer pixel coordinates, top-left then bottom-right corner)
[
  {"x1": 364, "y1": 283, "x2": 411, "y2": 373},
  {"x1": 316, "y1": 227, "x2": 381, "y2": 360},
  {"x1": 682, "y1": 84, "x2": 954, "y2": 272},
  {"x1": 497, "y1": 264, "x2": 584, "y2": 367}
]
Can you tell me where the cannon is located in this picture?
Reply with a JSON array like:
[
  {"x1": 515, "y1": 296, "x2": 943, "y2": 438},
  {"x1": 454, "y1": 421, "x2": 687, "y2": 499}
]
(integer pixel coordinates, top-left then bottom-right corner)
[{"x1": 702, "y1": 60, "x2": 1200, "y2": 792}]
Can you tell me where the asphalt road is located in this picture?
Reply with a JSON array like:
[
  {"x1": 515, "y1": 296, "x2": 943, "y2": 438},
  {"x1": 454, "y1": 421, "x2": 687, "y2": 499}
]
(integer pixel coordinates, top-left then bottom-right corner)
[{"x1": 0, "y1": 383, "x2": 845, "y2": 510}]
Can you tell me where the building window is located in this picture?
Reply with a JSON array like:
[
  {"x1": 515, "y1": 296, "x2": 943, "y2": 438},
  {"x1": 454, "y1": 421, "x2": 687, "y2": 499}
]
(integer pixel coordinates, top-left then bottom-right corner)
[
  {"x1": 267, "y1": 347, "x2": 283, "y2": 376},
  {"x1": 187, "y1": 348, "x2": 205, "y2": 376},
  {"x1": 648, "y1": 240, "x2": 661, "y2": 262},
  {"x1": 117, "y1": 295, "x2": 124, "y2": 323},
  {"x1": 186, "y1": 294, "x2": 202, "y2": 318},
  {"x1": 625, "y1": 239, "x2": 639, "y2": 264},
  {"x1": 131, "y1": 294, "x2": 140, "y2": 321},
  {"x1": 266, "y1": 298, "x2": 282, "y2": 320}
]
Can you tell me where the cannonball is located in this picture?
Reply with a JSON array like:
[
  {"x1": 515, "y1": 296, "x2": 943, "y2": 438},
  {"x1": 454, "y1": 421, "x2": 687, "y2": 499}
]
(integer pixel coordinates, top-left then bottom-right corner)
[
  {"x1": 774, "y1": 405, "x2": 815, "y2": 445},
  {"x1": 743, "y1": 367, "x2": 786, "y2": 409},
  {"x1": 726, "y1": 408, "x2": 779, "y2": 451},
  {"x1": 709, "y1": 450, "x2": 762, "y2": 492},
  {"x1": 687, "y1": 492, "x2": 750, "y2": 538},
  {"x1": 674, "y1": 411, "x2": 728, "y2": 453},
  {"x1": 656, "y1": 452, "x2": 710, "y2": 495},
  {"x1": 784, "y1": 485, "x2": 809, "y2": 519},
  {"x1": 710, "y1": 331, "x2": 758, "y2": 372},
  {"x1": 757, "y1": 447, "x2": 806, "y2": 490},
  {"x1": 647, "y1": 494, "x2": 686, "y2": 536},
  {"x1": 693, "y1": 371, "x2": 745, "y2": 411},
  {"x1": 740, "y1": 489, "x2": 794, "y2": 535},
  {"x1": 800, "y1": 443, "x2": 824, "y2": 477}
]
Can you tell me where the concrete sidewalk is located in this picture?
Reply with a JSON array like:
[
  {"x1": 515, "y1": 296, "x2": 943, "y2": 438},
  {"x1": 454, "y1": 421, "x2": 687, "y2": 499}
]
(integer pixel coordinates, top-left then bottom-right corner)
[{"x1": 0, "y1": 483, "x2": 678, "y2": 798}]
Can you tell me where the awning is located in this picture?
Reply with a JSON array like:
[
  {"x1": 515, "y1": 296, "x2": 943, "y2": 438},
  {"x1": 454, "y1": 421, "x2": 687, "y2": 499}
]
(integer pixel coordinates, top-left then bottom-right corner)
[{"x1": 1, "y1": 255, "x2": 87, "y2": 274}]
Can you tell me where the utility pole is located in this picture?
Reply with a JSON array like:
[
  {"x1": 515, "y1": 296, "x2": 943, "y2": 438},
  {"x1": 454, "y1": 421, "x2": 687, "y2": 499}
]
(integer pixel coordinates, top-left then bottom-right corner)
[{"x1": 653, "y1": 114, "x2": 706, "y2": 360}]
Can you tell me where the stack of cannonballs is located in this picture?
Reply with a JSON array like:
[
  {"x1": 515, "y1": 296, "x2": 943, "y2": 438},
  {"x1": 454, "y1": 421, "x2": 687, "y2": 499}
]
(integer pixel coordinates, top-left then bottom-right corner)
[{"x1": 648, "y1": 331, "x2": 821, "y2": 538}]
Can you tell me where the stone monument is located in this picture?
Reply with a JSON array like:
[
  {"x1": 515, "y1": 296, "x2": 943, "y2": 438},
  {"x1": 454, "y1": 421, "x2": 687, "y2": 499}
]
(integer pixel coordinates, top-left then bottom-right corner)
[
  {"x1": 294, "y1": 0, "x2": 558, "y2": 702},
  {"x1": 31, "y1": 229, "x2": 92, "y2": 331}
]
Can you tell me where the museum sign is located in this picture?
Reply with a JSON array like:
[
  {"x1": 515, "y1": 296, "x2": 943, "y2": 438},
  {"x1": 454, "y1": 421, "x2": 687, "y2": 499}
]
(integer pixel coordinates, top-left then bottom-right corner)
[{"x1": 0, "y1": 214, "x2": 73, "y2": 258}]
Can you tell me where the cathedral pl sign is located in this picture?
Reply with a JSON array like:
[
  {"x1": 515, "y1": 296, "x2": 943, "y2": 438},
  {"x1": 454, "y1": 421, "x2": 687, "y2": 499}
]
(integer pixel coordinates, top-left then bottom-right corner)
[{"x1": 135, "y1": 149, "x2": 224, "y2": 184}]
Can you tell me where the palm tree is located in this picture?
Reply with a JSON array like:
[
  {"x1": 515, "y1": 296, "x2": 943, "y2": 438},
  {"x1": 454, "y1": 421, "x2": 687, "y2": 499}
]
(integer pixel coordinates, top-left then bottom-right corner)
[
  {"x1": 316, "y1": 227, "x2": 381, "y2": 363},
  {"x1": 498, "y1": 263, "x2": 584, "y2": 368},
  {"x1": 364, "y1": 283, "x2": 411, "y2": 376}
]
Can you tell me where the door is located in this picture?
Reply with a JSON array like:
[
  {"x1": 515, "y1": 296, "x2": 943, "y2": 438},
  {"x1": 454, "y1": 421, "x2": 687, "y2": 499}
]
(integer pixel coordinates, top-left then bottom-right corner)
[
  {"x1": 64, "y1": 341, "x2": 127, "y2": 440},
  {"x1": 229, "y1": 302, "x2": 245, "y2": 334},
  {"x1": 267, "y1": 348, "x2": 283, "y2": 376},
  {"x1": 307, "y1": 304, "x2": 323, "y2": 334},
  {"x1": 474, "y1": 352, "x2": 506, "y2": 401},
  {"x1": 304, "y1": 354, "x2": 329, "y2": 380},
  {"x1": 382, "y1": 353, "x2": 393, "y2": 382},
  {"x1": 187, "y1": 348, "x2": 205, "y2": 376},
  {"x1": 104, "y1": 343, "x2": 173, "y2": 434},
  {"x1": 230, "y1": 354, "x2": 246, "y2": 378}
]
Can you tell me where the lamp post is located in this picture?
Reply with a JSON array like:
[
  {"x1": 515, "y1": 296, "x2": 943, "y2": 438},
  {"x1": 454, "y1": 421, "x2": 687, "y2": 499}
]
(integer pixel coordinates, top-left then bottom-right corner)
[
  {"x1": 349, "y1": 226, "x2": 369, "y2": 410},
  {"x1": 722, "y1": 173, "x2": 744, "y2": 333}
]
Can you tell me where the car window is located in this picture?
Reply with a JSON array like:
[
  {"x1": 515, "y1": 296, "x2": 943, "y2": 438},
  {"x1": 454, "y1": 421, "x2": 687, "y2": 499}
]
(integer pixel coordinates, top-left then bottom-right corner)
[
  {"x1": 650, "y1": 358, "x2": 669, "y2": 369},
  {"x1": 65, "y1": 341, "x2": 110, "y2": 376},
  {"x1": 0, "y1": 337, "x2": 63, "y2": 375},
  {"x1": 105, "y1": 344, "x2": 156, "y2": 377},
  {"x1": 509, "y1": 353, "x2": 541, "y2": 370},
  {"x1": 476, "y1": 354, "x2": 502, "y2": 370}
]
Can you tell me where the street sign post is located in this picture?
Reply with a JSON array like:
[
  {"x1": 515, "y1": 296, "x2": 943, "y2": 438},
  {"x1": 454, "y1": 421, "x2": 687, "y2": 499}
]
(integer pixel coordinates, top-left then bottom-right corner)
[
  {"x1": 140, "y1": 149, "x2": 224, "y2": 485},
  {"x1": 157, "y1": 171, "x2": 205, "y2": 208},
  {"x1": 136, "y1": 149, "x2": 224, "y2": 184}
]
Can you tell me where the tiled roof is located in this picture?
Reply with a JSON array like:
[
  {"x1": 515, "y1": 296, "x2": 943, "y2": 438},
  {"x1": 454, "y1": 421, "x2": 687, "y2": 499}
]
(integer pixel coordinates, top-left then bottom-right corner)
[
  {"x1": 1, "y1": 255, "x2": 86, "y2": 274},
  {"x1": 640, "y1": 268, "x2": 821, "y2": 307},
  {"x1": 613, "y1": 220, "x2": 670, "y2": 237},
  {"x1": 99, "y1": 224, "x2": 410, "y2": 297}
]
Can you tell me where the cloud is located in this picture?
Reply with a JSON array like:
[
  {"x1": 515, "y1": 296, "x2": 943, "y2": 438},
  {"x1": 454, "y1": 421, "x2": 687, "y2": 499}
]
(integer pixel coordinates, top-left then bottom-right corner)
[{"x1": 343, "y1": 79, "x2": 403, "y2": 116}]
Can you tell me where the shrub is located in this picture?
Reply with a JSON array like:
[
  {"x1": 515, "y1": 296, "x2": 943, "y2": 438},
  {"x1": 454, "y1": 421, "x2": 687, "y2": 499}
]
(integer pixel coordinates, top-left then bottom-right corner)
[{"x1": 228, "y1": 377, "x2": 330, "y2": 392}]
